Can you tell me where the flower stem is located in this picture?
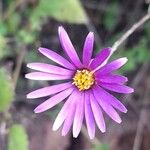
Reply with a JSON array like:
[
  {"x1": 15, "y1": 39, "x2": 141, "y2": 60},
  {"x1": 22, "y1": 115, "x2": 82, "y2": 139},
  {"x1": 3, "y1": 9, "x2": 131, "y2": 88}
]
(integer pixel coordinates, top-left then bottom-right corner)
[
  {"x1": 111, "y1": 13, "x2": 150, "y2": 53},
  {"x1": 92, "y1": 13, "x2": 150, "y2": 73}
]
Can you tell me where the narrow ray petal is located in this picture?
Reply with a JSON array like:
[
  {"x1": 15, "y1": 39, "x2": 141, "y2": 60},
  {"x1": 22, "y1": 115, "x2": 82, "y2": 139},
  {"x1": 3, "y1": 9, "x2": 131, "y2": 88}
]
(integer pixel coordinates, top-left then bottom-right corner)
[
  {"x1": 90, "y1": 92, "x2": 106, "y2": 133},
  {"x1": 58, "y1": 26, "x2": 82, "y2": 68},
  {"x1": 93, "y1": 86, "x2": 122, "y2": 123},
  {"x1": 73, "y1": 92, "x2": 84, "y2": 138},
  {"x1": 99, "y1": 83, "x2": 134, "y2": 93},
  {"x1": 85, "y1": 92, "x2": 95, "y2": 139},
  {"x1": 82, "y1": 32, "x2": 94, "y2": 66},
  {"x1": 52, "y1": 90, "x2": 76, "y2": 131},
  {"x1": 27, "y1": 63, "x2": 74, "y2": 76},
  {"x1": 34, "y1": 87, "x2": 74, "y2": 113},
  {"x1": 27, "y1": 82, "x2": 72, "y2": 99},
  {"x1": 61, "y1": 91, "x2": 79, "y2": 136},
  {"x1": 25, "y1": 72, "x2": 72, "y2": 80},
  {"x1": 96, "y1": 74, "x2": 128, "y2": 84},
  {"x1": 95, "y1": 86, "x2": 127, "y2": 113},
  {"x1": 38, "y1": 47, "x2": 75, "y2": 70},
  {"x1": 96, "y1": 57, "x2": 128, "y2": 76},
  {"x1": 62, "y1": 105, "x2": 76, "y2": 136},
  {"x1": 90, "y1": 48, "x2": 111, "y2": 69}
]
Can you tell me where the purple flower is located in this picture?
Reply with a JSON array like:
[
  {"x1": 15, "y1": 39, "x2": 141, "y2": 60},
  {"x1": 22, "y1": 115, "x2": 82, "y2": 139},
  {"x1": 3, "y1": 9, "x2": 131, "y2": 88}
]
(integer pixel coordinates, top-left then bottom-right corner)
[{"x1": 25, "y1": 26, "x2": 134, "y2": 139}]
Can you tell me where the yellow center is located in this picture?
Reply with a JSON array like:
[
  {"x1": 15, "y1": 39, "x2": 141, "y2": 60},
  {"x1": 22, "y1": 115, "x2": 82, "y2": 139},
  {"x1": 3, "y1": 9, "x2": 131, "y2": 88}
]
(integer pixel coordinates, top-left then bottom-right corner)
[{"x1": 72, "y1": 69, "x2": 95, "y2": 91}]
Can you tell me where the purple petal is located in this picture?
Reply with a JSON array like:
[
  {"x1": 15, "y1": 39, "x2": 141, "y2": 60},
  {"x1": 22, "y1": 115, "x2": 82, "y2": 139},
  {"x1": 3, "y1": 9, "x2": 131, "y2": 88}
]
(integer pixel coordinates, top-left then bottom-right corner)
[
  {"x1": 84, "y1": 92, "x2": 95, "y2": 139},
  {"x1": 90, "y1": 92, "x2": 106, "y2": 133},
  {"x1": 52, "y1": 90, "x2": 76, "y2": 131},
  {"x1": 96, "y1": 57, "x2": 128, "y2": 76},
  {"x1": 25, "y1": 72, "x2": 72, "y2": 80},
  {"x1": 73, "y1": 92, "x2": 84, "y2": 138},
  {"x1": 90, "y1": 48, "x2": 111, "y2": 69},
  {"x1": 82, "y1": 32, "x2": 94, "y2": 66},
  {"x1": 96, "y1": 74, "x2": 128, "y2": 84},
  {"x1": 99, "y1": 83, "x2": 134, "y2": 93},
  {"x1": 61, "y1": 90, "x2": 79, "y2": 136},
  {"x1": 58, "y1": 26, "x2": 82, "y2": 68},
  {"x1": 95, "y1": 86, "x2": 127, "y2": 113},
  {"x1": 27, "y1": 82, "x2": 72, "y2": 99},
  {"x1": 93, "y1": 86, "x2": 122, "y2": 123},
  {"x1": 62, "y1": 106, "x2": 75, "y2": 136},
  {"x1": 27, "y1": 63, "x2": 74, "y2": 76},
  {"x1": 34, "y1": 87, "x2": 74, "y2": 113},
  {"x1": 39, "y1": 47, "x2": 75, "y2": 70}
]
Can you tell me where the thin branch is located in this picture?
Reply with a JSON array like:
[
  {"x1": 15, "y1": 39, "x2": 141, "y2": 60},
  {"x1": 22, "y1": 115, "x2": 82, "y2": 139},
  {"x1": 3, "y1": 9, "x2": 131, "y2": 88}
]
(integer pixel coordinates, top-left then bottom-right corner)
[
  {"x1": 122, "y1": 62, "x2": 149, "y2": 116},
  {"x1": 82, "y1": 1, "x2": 102, "y2": 47},
  {"x1": 13, "y1": 46, "x2": 26, "y2": 90},
  {"x1": 132, "y1": 84, "x2": 149, "y2": 150},
  {"x1": 111, "y1": 13, "x2": 150, "y2": 53},
  {"x1": 91, "y1": 13, "x2": 150, "y2": 72},
  {"x1": 132, "y1": 108, "x2": 145, "y2": 150},
  {"x1": 92, "y1": 13, "x2": 150, "y2": 72},
  {"x1": 106, "y1": 61, "x2": 149, "y2": 134},
  {"x1": 3, "y1": 0, "x2": 23, "y2": 21},
  {"x1": 86, "y1": 20, "x2": 101, "y2": 47},
  {"x1": 85, "y1": 14, "x2": 101, "y2": 47},
  {"x1": 123, "y1": 62, "x2": 149, "y2": 103}
]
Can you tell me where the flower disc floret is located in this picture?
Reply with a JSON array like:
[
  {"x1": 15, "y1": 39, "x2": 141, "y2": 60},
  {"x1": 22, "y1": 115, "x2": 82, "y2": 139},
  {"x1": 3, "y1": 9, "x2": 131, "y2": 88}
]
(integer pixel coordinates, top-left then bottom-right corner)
[{"x1": 73, "y1": 69, "x2": 95, "y2": 91}]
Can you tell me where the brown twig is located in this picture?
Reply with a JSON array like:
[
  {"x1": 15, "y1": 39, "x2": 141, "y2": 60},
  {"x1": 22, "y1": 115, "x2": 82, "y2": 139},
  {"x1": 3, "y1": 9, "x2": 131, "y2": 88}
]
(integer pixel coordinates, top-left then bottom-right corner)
[
  {"x1": 106, "y1": 62, "x2": 149, "y2": 136},
  {"x1": 132, "y1": 82, "x2": 150, "y2": 150},
  {"x1": 93, "y1": 13, "x2": 150, "y2": 72},
  {"x1": 81, "y1": 1, "x2": 102, "y2": 47},
  {"x1": 123, "y1": 62, "x2": 149, "y2": 104},
  {"x1": 86, "y1": 19, "x2": 101, "y2": 47},
  {"x1": 3, "y1": 0, "x2": 23, "y2": 21},
  {"x1": 85, "y1": 14, "x2": 101, "y2": 47},
  {"x1": 111, "y1": 13, "x2": 150, "y2": 54},
  {"x1": 13, "y1": 45, "x2": 26, "y2": 90}
]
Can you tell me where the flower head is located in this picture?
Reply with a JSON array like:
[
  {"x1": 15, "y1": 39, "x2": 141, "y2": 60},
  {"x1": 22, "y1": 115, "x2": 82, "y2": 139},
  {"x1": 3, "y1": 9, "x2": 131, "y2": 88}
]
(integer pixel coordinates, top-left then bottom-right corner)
[{"x1": 26, "y1": 26, "x2": 134, "y2": 139}]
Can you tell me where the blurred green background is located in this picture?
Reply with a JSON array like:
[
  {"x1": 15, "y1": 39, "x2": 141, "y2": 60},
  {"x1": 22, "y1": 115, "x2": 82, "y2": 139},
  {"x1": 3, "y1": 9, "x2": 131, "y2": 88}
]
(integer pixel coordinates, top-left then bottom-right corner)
[{"x1": 0, "y1": 0, "x2": 150, "y2": 150}]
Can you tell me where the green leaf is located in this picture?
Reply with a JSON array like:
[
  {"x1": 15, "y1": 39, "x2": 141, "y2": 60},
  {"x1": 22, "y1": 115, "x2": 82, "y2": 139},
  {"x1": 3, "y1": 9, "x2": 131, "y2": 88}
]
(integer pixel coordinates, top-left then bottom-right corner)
[
  {"x1": 103, "y1": 2, "x2": 119, "y2": 30},
  {"x1": 5, "y1": 0, "x2": 14, "y2": 7},
  {"x1": 8, "y1": 124, "x2": 28, "y2": 150},
  {"x1": 7, "y1": 13, "x2": 21, "y2": 33},
  {"x1": 0, "y1": 36, "x2": 7, "y2": 58},
  {"x1": 17, "y1": 30, "x2": 36, "y2": 44},
  {"x1": 25, "y1": 49, "x2": 41, "y2": 62},
  {"x1": 92, "y1": 143, "x2": 109, "y2": 150},
  {"x1": 0, "y1": 36, "x2": 14, "y2": 59},
  {"x1": 0, "y1": 22, "x2": 8, "y2": 36},
  {"x1": 0, "y1": 69, "x2": 14, "y2": 112},
  {"x1": 30, "y1": 0, "x2": 87, "y2": 30}
]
